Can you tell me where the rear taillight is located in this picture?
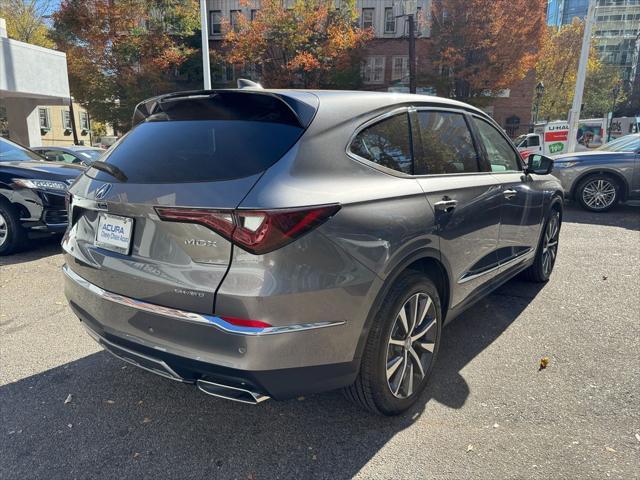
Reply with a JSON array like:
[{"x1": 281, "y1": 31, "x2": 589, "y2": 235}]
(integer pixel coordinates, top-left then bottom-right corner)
[{"x1": 155, "y1": 204, "x2": 340, "y2": 255}]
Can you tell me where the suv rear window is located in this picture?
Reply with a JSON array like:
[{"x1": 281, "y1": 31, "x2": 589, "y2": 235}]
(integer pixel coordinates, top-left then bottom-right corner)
[{"x1": 90, "y1": 93, "x2": 304, "y2": 183}]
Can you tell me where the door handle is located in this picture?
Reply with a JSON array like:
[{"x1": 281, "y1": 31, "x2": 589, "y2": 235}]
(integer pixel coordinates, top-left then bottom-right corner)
[
  {"x1": 434, "y1": 198, "x2": 458, "y2": 213},
  {"x1": 503, "y1": 189, "x2": 517, "y2": 199}
]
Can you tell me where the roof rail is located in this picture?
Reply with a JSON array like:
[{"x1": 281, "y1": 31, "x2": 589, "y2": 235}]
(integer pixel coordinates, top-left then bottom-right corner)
[{"x1": 237, "y1": 78, "x2": 263, "y2": 89}]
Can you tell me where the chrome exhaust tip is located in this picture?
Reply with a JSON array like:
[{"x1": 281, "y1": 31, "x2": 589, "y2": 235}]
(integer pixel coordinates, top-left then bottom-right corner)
[{"x1": 196, "y1": 379, "x2": 270, "y2": 405}]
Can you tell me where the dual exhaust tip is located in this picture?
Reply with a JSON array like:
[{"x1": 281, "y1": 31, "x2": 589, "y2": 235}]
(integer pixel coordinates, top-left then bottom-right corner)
[{"x1": 196, "y1": 379, "x2": 270, "y2": 405}]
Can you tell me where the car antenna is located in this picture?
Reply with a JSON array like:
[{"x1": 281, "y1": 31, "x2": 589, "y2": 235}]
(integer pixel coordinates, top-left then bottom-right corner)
[{"x1": 237, "y1": 78, "x2": 263, "y2": 89}]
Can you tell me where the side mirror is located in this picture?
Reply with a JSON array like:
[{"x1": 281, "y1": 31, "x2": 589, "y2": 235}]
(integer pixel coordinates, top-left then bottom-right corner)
[{"x1": 525, "y1": 154, "x2": 554, "y2": 175}]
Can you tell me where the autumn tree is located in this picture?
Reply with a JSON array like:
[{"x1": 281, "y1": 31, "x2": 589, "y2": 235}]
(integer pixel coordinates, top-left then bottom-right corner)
[
  {"x1": 51, "y1": 0, "x2": 201, "y2": 133},
  {"x1": 536, "y1": 19, "x2": 625, "y2": 120},
  {"x1": 0, "y1": 0, "x2": 54, "y2": 47},
  {"x1": 429, "y1": 0, "x2": 546, "y2": 100},
  {"x1": 223, "y1": 0, "x2": 372, "y2": 88}
]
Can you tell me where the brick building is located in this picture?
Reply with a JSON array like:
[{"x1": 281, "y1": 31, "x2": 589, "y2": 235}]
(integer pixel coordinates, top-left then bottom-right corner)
[{"x1": 206, "y1": 0, "x2": 535, "y2": 136}]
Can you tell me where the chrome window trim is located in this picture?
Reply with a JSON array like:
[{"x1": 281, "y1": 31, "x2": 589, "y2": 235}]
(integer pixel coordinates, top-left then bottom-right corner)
[{"x1": 63, "y1": 264, "x2": 345, "y2": 336}]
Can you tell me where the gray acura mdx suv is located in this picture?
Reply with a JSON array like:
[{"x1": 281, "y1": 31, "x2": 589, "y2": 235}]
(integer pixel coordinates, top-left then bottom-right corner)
[{"x1": 63, "y1": 89, "x2": 563, "y2": 415}]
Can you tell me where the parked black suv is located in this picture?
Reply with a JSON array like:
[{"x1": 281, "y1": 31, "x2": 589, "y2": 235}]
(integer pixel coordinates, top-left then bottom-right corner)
[{"x1": 0, "y1": 137, "x2": 83, "y2": 255}]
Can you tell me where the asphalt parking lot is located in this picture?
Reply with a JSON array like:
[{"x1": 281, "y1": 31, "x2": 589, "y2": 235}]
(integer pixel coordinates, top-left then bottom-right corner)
[{"x1": 1, "y1": 203, "x2": 639, "y2": 480}]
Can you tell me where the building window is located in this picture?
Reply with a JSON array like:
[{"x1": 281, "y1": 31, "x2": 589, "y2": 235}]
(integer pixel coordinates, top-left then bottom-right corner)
[
  {"x1": 230, "y1": 10, "x2": 241, "y2": 32},
  {"x1": 384, "y1": 7, "x2": 395, "y2": 33},
  {"x1": 361, "y1": 8, "x2": 374, "y2": 29},
  {"x1": 80, "y1": 111, "x2": 90, "y2": 131},
  {"x1": 505, "y1": 115, "x2": 521, "y2": 138},
  {"x1": 38, "y1": 107, "x2": 50, "y2": 130},
  {"x1": 210, "y1": 10, "x2": 222, "y2": 35},
  {"x1": 391, "y1": 56, "x2": 409, "y2": 82},
  {"x1": 362, "y1": 56, "x2": 385, "y2": 84},
  {"x1": 250, "y1": 9, "x2": 258, "y2": 21},
  {"x1": 212, "y1": 63, "x2": 235, "y2": 83},
  {"x1": 62, "y1": 110, "x2": 72, "y2": 130}
]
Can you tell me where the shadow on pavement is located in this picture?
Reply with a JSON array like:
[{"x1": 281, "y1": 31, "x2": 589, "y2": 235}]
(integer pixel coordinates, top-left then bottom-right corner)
[
  {"x1": 0, "y1": 279, "x2": 544, "y2": 479},
  {"x1": 562, "y1": 201, "x2": 640, "y2": 231},
  {"x1": 0, "y1": 236, "x2": 63, "y2": 267}
]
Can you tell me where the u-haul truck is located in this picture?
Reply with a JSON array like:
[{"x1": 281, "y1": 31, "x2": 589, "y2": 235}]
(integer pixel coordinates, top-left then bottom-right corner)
[
  {"x1": 515, "y1": 118, "x2": 608, "y2": 158},
  {"x1": 514, "y1": 121, "x2": 569, "y2": 158}
]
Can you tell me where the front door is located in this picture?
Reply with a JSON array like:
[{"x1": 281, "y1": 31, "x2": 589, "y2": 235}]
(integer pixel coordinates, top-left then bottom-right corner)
[
  {"x1": 470, "y1": 115, "x2": 545, "y2": 270},
  {"x1": 412, "y1": 109, "x2": 504, "y2": 310}
]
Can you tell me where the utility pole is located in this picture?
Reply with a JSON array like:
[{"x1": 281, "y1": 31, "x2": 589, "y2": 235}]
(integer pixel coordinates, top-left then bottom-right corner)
[
  {"x1": 567, "y1": 0, "x2": 596, "y2": 153},
  {"x1": 68, "y1": 97, "x2": 79, "y2": 146},
  {"x1": 408, "y1": 13, "x2": 416, "y2": 94},
  {"x1": 200, "y1": 0, "x2": 211, "y2": 90}
]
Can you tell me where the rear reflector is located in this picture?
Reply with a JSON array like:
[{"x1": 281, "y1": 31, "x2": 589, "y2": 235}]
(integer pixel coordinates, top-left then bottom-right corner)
[
  {"x1": 155, "y1": 204, "x2": 340, "y2": 255},
  {"x1": 219, "y1": 316, "x2": 272, "y2": 329}
]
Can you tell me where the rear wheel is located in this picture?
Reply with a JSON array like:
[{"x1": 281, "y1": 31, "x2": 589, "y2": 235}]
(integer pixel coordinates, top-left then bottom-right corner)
[
  {"x1": 523, "y1": 206, "x2": 561, "y2": 282},
  {"x1": 0, "y1": 201, "x2": 26, "y2": 256},
  {"x1": 576, "y1": 174, "x2": 620, "y2": 212},
  {"x1": 344, "y1": 271, "x2": 442, "y2": 415}
]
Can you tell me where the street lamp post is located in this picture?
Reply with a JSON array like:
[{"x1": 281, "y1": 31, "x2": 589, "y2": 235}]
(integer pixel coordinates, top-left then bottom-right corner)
[
  {"x1": 394, "y1": 0, "x2": 417, "y2": 94},
  {"x1": 533, "y1": 81, "x2": 545, "y2": 125},
  {"x1": 607, "y1": 83, "x2": 621, "y2": 142}
]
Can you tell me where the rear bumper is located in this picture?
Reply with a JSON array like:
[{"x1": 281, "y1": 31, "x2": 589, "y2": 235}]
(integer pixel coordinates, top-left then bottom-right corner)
[{"x1": 63, "y1": 265, "x2": 359, "y2": 399}]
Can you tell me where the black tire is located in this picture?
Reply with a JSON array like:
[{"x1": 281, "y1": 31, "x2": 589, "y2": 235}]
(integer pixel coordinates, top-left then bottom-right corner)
[
  {"x1": 523, "y1": 204, "x2": 561, "y2": 282},
  {"x1": 0, "y1": 200, "x2": 26, "y2": 256},
  {"x1": 344, "y1": 271, "x2": 442, "y2": 415},
  {"x1": 575, "y1": 174, "x2": 620, "y2": 212}
]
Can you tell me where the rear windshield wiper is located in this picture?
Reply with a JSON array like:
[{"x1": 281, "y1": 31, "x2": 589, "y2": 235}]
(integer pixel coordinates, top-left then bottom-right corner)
[{"x1": 89, "y1": 161, "x2": 128, "y2": 182}]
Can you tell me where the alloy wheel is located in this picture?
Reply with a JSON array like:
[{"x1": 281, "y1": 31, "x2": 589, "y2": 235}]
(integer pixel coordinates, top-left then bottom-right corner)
[
  {"x1": 386, "y1": 292, "x2": 437, "y2": 399},
  {"x1": 0, "y1": 211, "x2": 7, "y2": 248},
  {"x1": 542, "y1": 211, "x2": 560, "y2": 277},
  {"x1": 582, "y1": 179, "x2": 616, "y2": 210}
]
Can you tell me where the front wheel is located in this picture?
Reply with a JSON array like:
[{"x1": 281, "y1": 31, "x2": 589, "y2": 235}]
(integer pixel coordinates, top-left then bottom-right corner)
[
  {"x1": 344, "y1": 271, "x2": 442, "y2": 415},
  {"x1": 523, "y1": 206, "x2": 561, "y2": 282},
  {"x1": 0, "y1": 202, "x2": 26, "y2": 256},
  {"x1": 576, "y1": 174, "x2": 620, "y2": 212}
]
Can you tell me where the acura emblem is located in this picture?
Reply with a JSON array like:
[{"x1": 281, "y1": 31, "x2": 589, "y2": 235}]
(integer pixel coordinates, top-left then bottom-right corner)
[{"x1": 95, "y1": 183, "x2": 112, "y2": 200}]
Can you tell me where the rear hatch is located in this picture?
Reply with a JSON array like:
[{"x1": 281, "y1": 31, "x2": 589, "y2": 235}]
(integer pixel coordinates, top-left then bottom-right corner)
[{"x1": 63, "y1": 90, "x2": 315, "y2": 314}]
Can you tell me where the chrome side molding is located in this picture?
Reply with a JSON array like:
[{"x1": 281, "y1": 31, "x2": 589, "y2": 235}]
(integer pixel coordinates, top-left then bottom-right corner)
[{"x1": 196, "y1": 379, "x2": 270, "y2": 405}]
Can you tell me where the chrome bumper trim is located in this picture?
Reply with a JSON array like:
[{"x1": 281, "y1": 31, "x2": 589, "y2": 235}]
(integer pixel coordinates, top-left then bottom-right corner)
[{"x1": 63, "y1": 264, "x2": 345, "y2": 336}]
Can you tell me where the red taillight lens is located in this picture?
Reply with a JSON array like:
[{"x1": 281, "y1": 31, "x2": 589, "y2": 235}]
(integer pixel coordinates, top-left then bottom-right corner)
[
  {"x1": 155, "y1": 204, "x2": 340, "y2": 255},
  {"x1": 219, "y1": 316, "x2": 272, "y2": 329}
]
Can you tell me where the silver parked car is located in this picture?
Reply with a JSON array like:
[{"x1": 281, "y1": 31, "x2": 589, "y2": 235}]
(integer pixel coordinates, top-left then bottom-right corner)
[
  {"x1": 32, "y1": 145, "x2": 105, "y2": 166},
  {"x1": 552, "y1": 134, "x2": 640, "y2": 212},
  {"x1": 62, "y1": 89, "x2": 563, "y2": 415}
]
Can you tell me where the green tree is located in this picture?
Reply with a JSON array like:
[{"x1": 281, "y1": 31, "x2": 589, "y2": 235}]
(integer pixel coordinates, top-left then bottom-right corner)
[
  {"x1": 0, "y1": 0, "x2": 55, "y2": 47},
  {"x1": 223, "y1": 0, "x2": 372, "y2": 88},
  {"x1": 536, "y1": 19, "x2": 625, "y2": 120},
  {"x1": 51, "y1": 0, "x2": 201, "y2": 133}
]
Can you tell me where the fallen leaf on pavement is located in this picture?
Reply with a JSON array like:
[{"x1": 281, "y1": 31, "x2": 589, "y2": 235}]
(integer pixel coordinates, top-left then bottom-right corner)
[
  {"x1": 493, "y1": 423, "x2": 499, "y2": 428},
  {"x1": 133, "y1": 452, "x2": 141, "y2": 459},
  {"x1": 635, "y1": 433, "x2": 640, "y2": 442},
  {"x1": 605, "y1": 447, "x2": 616, "y2": 453},
  {"x1": 467, "y1": 444, "x2": 474, "y2": 452},
  {"x1": 64, "y1": 394, "x2": 73, "y2": 404},
  {"x1": 539, "y1": 357, "x2": 549, "y2": 371},
  {"x1": 105, "y1": 400, "x2": 115, "y2": 404},
  {"x1": 67, "y1": 423, "x2": 72, "y2": 428},
  {"x1": 142, "y1": 417, "x2": 151, "y2": 424}
]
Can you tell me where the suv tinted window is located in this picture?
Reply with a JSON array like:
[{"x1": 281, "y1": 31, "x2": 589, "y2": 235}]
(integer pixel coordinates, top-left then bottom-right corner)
[
  {"x1": 90, "y1": 93, "x2": 304, "y2": 183},
  {"x1": 473, "y1": 118, "x2": 521, "y2": 172},
  {"x1": 415, "y1": 111, "x2": 479, "y2": 174},
  {"x1": 350, "y1": 113, "x2": 412, "y2": 174}
]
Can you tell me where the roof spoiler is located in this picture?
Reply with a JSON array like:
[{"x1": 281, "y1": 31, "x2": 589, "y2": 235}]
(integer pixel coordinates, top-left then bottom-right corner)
[{"x1": 131, "y1": 88, "x2": 317, "y2": 129}]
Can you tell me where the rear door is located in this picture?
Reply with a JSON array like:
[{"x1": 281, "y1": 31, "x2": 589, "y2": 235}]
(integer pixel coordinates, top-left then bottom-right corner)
[
  {"x1": 412, "y1": 108, "x2": 504, "y2": 310},
  {"x1": 470, "y1": 115, "x2": 545, "y2": 269},
  {"x1": 63, "y1": 92, "x2": 308, "y2": 314}
]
